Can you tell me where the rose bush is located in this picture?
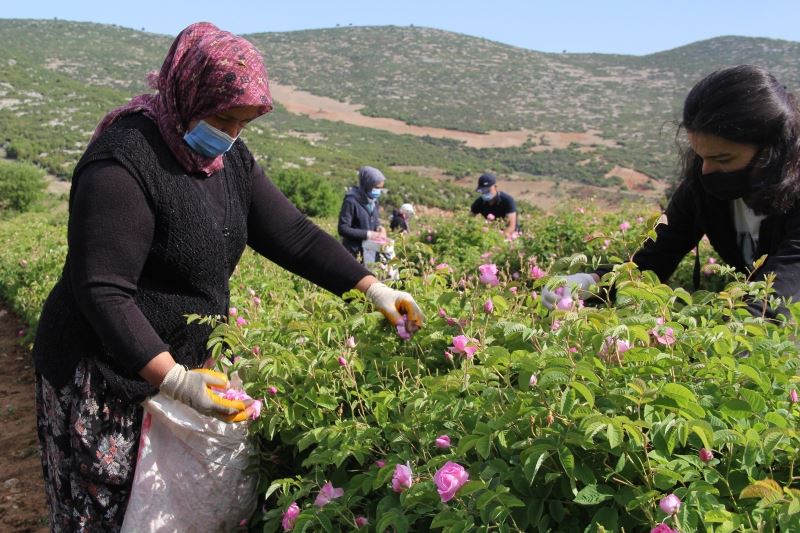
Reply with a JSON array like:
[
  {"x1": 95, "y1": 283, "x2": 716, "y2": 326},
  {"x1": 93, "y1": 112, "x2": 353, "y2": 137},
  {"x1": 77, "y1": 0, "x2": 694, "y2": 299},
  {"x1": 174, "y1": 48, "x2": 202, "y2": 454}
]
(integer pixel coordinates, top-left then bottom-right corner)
[{"x1": 2, "y1": 208, "x2": 799, "y2": 531}]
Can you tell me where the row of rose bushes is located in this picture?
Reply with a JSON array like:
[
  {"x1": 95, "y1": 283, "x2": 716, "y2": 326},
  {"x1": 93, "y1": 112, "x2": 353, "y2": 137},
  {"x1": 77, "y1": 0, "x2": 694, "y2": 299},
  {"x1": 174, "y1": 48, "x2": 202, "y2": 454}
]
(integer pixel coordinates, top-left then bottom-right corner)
[
  {"x1": 1, "y1": 208, "x2": 799, "y2": 531},
  {"x1": 217, "y1": 213, "x2": 800, "y2": 532}
]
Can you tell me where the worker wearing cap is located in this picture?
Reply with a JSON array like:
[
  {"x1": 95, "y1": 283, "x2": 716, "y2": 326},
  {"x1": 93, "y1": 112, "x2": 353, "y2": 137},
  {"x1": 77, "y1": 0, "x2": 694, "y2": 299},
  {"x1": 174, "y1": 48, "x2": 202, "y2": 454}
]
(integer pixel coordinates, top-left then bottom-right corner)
[{"x1": 470, "y1": 173, "x2": 519, "y2": 237}]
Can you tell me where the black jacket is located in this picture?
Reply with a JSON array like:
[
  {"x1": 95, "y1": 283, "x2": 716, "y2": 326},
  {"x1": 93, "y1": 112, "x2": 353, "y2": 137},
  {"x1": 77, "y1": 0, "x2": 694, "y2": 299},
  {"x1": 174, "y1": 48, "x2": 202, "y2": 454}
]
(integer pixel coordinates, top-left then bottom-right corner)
[
  {"x1": 390, "y1": 210, "x2": 409, "y2": 232},
  {"x1": 338, "y1": 188, "x2": 380, "y2": 257},
  {"x1": 598, "y1": 175, "x2": 800, "y2": 318}
]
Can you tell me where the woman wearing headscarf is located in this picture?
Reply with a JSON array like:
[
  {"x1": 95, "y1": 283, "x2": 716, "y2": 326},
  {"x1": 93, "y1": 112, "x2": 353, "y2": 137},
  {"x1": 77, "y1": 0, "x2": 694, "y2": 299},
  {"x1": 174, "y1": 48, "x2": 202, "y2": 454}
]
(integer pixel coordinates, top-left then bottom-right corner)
[
  {"x1": 31, "y1": 23, "x2": 424, "y2": 530},
  {"x1": 542, "y1": 65, "x2": 800, "y2": 318},
  {"x1": 337, "y1": 165, "x2": 387, "y2": 259}
]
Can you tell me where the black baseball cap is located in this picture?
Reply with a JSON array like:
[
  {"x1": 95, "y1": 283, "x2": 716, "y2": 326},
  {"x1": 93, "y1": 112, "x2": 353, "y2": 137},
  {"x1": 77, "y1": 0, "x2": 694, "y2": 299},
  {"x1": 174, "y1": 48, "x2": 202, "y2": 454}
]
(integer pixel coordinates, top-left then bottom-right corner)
[{"x1": 476, "y1": 173, "x2": 497, "y2": 192}]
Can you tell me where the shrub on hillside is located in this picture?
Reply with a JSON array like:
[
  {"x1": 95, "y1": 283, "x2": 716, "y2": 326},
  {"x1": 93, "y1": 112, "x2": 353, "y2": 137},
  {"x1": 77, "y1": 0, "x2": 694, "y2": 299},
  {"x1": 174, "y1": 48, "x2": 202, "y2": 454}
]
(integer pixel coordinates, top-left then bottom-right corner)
[
  {"x1": 271, "y1": 169, "x2": 340, "y2": 218},
  {"x1": 0, "y1": 160, "x2": 46, "y2": 212}
]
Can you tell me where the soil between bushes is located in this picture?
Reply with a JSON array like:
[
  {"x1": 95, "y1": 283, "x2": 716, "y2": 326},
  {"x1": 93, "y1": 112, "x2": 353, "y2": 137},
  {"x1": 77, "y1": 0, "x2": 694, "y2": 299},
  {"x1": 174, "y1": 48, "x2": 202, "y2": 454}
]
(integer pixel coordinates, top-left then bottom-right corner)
[{"x1": 0, "y1": 304, "x2": 48, "y2": 531}]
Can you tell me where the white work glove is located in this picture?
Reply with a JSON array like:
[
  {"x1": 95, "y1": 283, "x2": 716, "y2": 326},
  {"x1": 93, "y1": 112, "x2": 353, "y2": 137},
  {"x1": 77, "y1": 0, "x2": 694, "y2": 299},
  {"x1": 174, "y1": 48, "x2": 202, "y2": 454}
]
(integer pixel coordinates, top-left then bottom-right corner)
[
  {"x1": 159, "y1": 365, "x2": 246, "y2": 421},
  {"x1": 541, "y1": 273, "x2": 597, "y2": 310},
  {"x1": 366, "y1": 282, "x2": 425, "y2": 334}
]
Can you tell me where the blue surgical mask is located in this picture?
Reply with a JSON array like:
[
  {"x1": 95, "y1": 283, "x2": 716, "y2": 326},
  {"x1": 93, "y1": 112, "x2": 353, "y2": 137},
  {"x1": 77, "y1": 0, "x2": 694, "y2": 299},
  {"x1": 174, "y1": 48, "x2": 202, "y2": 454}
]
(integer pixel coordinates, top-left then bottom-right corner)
[
  {"x1": 368, "y1": 188, "x2": 383, "y2": 199},
  {"x1": 183, "y1": 120, "x2": 237, "y2": 158},
  {"x1": 481, "y1": 192, "x2": 494, "y2": 201}
]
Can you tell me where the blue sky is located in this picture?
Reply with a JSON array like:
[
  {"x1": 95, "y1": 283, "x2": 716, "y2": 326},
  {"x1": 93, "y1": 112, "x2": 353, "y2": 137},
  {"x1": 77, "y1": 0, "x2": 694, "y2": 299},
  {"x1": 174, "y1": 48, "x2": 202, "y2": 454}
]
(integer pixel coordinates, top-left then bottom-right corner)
[{"x1": 4, "y1": 0, "x2": 799, "y2": 55}]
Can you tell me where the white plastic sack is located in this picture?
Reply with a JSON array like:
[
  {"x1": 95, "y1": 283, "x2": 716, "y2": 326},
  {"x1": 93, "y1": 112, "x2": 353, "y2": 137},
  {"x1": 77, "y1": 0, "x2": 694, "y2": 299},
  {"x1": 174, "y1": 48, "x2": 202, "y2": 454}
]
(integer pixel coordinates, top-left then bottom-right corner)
[{"x1": 121, "y1": 394, "x2": 257, "y2": 533}]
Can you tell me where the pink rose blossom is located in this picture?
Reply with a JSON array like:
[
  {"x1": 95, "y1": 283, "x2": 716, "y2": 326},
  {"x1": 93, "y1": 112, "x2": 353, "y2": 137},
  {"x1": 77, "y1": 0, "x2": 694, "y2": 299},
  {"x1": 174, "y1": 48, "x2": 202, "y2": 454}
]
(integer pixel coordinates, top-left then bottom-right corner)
[
  {"x1": 314, "y1": 481, "x2": 344, "y2": 508},
  {"x1": 652, "y1": 326, "x2": 676, "y2": 346},
  {"x1": 699, "y1": 448, "x2": 714, "y2": 462},
  {"x1": 599, "y1": 337, "x2": 631, "y2": 363},
  {"x1": 483, "y1": 299, "x2": 494, "y2": 314},
  {"x1": 375, "y1": 459, "x2": 386, "y2": 468},
  {"x1": 529, "y1": 374, "x2": 538, "y2": 387},
  {"x1": 512, "y1": 271, "x2": 520, "y2": 280},
  {"x1": 281, "y1": 502, "x2": 300, "y2": 531},
  {"x1": 438, "y1": 308, "x2": 447, "y2": 318},
  {"x1": 450, "y1": 335, "x2": 478, "y2": 358},
  {"x1": 252, "y1": 296, "x2": 261, "y2": 306},
  {"x1": 510, "y1": 287, "x2": 518, "y2": 294},
  {"x1": 659, "y1": 493, "x2": 681, "y2": 515},
  {"x1": 251, "y1": 345, "x2": 261, "y2": 355},
  {"x1": 550, "y1": 320, "x2": 561, "y2": 332},
  {"x1": 478, "y1": 263, "x2": 500, "y2": 286},
  {"x1": 530, "y1": 265, "x2": 546, "y2": 279},
  {"x1": 790, "y1": 389, "x2": 799, "y2": 403},
  {"x1": 435, "y1": 263, "x2": 450, "y2": 271},
  {"x1": 268, "y1": 386, "x2": 278, "y2": 396},
  {"x1": 248, "y1": 399, "x2": 262, "y2": 420},
  {"x1": 444, "y1": 350, "x2": 454, "y2": 361},
  {"x1": 433, "y1": 461, "x2": 469, "y2": 502},
  {"x1": 355, "y1": 516, "x2": 369, "y2": 528},
  {"x1": 345, "y1": 336, "x2": 357, "y2": 348},
  {"x1": 391, "y1": 463, "x2": 413, "y2": 492},
  {"x1": 486, "y1": 213, "x2": 496, "y2": 221},
  {"x1": 651, "y1": 525, "x2": 678, "y2": 533},
  {"x1": 556, "y1": 296, "x2": 574, "y2": 310},
  {"x1": 619, "y1": 221, "x2": 631, "y2": 231},
  {"x1": 708, "y1": 257, "x2": 717, "y2": 264},
  {"x1": 228, "y1": 307, "x2": 238, "y2": 317},
  {"x1": 236, "y1": 316, "x2": 247, "y2": 327},
  {"x1": 338, "y1": 356, "x2": 347, "y2": 367},
  {"x1": 396, "y1": 317, "x2": 412, "y2": 341},
  {"x1": 435, "y1": 435, "x2": 451, "y2": 448}
]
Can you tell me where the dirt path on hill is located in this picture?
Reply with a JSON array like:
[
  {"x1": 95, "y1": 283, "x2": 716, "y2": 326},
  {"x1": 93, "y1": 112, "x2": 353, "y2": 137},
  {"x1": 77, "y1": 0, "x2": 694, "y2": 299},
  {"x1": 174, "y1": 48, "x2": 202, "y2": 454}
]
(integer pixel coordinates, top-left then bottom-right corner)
[
  {"x1": 270, "y1": 82, "x2": 617, "y2": 150},
  {"x1": 0, "y1": 305, "x2": 48, "y2": 532}
]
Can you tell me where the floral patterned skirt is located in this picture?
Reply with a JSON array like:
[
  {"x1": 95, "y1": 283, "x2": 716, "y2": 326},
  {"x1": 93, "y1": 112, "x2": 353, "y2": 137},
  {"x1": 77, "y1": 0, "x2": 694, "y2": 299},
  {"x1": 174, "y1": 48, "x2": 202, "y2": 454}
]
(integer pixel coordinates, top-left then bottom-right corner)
[{"x1": 36, "y1": 358, "x2": 143, "y2": 532}]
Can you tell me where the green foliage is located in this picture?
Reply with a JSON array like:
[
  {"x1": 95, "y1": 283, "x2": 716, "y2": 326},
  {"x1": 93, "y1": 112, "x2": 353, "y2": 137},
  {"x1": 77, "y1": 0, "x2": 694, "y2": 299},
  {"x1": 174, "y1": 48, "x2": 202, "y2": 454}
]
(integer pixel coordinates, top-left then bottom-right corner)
[
  {"x1": 272, "y1": 169, "x2": 340, "y2": 217},
  {"x1": 2, "y1": 193, "x2": 786, "y2": 532},
  {"x1": 0, "y1": 159, "x2": 46, "y2": 212}
]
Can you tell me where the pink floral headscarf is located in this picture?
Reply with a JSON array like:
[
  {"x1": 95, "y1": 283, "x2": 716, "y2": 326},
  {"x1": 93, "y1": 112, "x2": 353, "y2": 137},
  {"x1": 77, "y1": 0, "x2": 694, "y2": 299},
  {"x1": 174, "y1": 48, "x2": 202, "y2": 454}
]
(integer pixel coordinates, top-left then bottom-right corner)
[{"x1": 92, "y1": 22, "x2": 273, "y2": 175}]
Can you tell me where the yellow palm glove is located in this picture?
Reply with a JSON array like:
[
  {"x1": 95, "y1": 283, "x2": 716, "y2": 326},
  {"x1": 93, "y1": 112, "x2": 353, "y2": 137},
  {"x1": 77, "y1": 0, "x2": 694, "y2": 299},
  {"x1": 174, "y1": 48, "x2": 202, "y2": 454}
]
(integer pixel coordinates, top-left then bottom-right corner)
[
  {"x1": 159, "y1": 366, "x2": 246, "y2": 421},
  {"x1": 366, "y1": 282, "x2": 425, "y2": 334}
]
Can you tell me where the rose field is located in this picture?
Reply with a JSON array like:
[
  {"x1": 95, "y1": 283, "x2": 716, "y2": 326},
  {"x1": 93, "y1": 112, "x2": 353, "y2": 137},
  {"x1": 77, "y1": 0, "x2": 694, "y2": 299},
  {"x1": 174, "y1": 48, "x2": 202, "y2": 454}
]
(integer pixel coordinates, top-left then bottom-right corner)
[{"x1": 1, "y1": 206, "x2": 799, "y2": 532}]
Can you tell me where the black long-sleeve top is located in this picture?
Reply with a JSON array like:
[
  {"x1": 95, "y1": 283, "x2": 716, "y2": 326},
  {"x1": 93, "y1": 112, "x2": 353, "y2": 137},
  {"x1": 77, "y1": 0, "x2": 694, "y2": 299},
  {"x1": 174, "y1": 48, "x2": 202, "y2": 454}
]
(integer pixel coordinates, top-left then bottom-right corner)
[
  {"x1": 69, "y1": 156, "x2": 371, "y2": 373},
  {"x1": 596, "y1": 176, "x2": 800, "y2": 318}
]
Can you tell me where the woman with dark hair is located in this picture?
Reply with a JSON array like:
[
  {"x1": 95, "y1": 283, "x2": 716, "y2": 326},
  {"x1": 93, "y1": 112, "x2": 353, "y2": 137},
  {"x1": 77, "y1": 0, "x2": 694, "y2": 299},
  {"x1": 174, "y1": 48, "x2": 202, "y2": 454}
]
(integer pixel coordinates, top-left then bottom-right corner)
[
  {"x1": 32, "y1": 23, "x2": 424, "y2": 530},
  {"x1": 543, "y1": 65, "x2": 800, "y2": 318}
]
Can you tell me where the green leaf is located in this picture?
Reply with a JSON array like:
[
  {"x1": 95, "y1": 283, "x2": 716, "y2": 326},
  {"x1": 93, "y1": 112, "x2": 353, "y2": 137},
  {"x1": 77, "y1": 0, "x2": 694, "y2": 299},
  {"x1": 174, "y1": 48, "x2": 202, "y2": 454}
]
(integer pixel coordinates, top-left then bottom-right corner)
[
  {"x1": 660, "y1": 383, "x2": 699, "y2": 407},
  {"x1": 720, "y1": 399, "x2": 752, "y2": 420},
  {"x1": 475, "y1": 434, "x2": 493, "y2": 459},
  {"x1": 574, "y1": 484, "x2": 615, "y2": 505},
  {"x1": 456, "y1": 480, "x2": 486, "y2": 498},
  {"x1": 570, "y1": 381, "x2": 595, "y2": 407}
]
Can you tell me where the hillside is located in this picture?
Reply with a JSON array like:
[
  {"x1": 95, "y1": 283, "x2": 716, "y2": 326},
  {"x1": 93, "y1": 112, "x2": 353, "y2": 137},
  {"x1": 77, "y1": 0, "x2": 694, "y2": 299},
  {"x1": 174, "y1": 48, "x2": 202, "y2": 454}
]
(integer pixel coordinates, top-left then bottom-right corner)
[{"x1": 1, "y1": 19, "x2": 799, "y2": 209}]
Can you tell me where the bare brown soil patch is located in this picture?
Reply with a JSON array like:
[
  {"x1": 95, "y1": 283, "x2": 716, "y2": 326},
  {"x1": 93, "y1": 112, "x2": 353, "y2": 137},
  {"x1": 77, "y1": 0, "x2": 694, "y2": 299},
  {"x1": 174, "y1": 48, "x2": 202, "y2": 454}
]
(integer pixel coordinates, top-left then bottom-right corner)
[
  {"x1": 271, "y1": 83, "x2": 617, "y2": 150},
  {"x1": 0, "y1": 307, "x2": 48, "y2": 532},
  {"x1": 410, "y1": 166, "x2": 665, "y2": 213}
]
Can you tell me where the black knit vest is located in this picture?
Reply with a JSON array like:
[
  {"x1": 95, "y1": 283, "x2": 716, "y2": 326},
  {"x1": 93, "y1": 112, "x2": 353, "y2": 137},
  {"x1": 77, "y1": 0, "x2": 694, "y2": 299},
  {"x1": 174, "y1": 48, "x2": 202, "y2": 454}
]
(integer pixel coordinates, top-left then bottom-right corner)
[{"x1": 32, "y1": 114, "x2": 252, "y2": 401}]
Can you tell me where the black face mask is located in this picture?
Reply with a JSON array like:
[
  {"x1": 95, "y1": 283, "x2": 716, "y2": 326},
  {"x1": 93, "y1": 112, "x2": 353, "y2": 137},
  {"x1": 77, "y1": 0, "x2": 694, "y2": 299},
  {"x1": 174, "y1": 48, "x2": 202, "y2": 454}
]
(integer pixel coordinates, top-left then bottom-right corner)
[{"x1": 699, "y1": 166, "x2": 764, "y2": 201}]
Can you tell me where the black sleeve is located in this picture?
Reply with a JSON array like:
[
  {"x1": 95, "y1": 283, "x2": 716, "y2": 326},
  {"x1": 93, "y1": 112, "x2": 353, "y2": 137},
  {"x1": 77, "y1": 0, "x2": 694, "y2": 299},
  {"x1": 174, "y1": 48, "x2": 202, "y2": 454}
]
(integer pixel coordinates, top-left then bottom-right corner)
[
  {"x1": 470, "y1": 197, "x2": 481, "y2": 214},
  {"x1": 748, "y1": 208, "x2": 800, "y2": 318},
  {"x1": 596, "y1": 179, "x2": 702, "y2": 281},
  {"x1": 504, "y1": 194, "x2": 517, "y2": 214},
  {"x1": 247, "y1": 162, "x2": 372, "y2": 295},
  {"x1": 337, "y1": 197, "x2": 370, "y2": 242},
  {"x1": 68, "y1": 160, "x2": 170, "y2": 374}
]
